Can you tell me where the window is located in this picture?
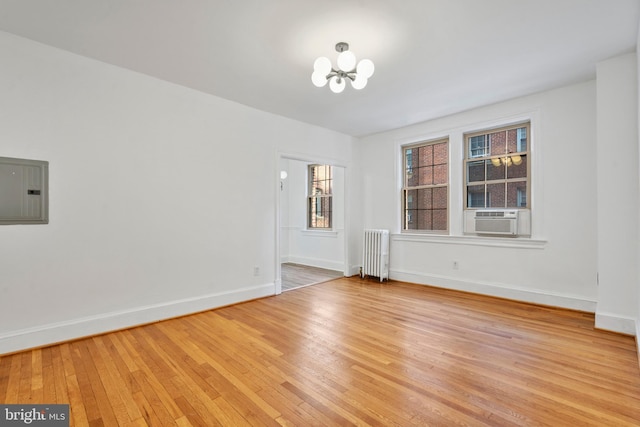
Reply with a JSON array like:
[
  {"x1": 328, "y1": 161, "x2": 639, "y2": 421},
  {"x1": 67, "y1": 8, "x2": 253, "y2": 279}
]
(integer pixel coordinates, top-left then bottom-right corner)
[
  {"x1": 464, "y1": 123, "x2": 529, "y2": 209},
  {"x1": 402, "y1": 139, "x2": 449, "y2": 232},
  {"x1": 308, "y1": 164, "x2": 332, "y2": 229}
]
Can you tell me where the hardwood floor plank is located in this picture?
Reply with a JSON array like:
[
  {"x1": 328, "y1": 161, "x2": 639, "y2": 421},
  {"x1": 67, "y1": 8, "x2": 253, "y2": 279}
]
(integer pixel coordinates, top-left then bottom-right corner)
[
  {"x1": 1, "y1": 277, "x2": 639, "y2": 426},
  {"x1": 17, "y1": 352, "x2": 32, "y2": 402},
  {"x1": 59, "y1": 344, "x2": 90, "y2": 427},
  {"x1": 74, "y1": 339, "x2": 120, "y2": 427}
]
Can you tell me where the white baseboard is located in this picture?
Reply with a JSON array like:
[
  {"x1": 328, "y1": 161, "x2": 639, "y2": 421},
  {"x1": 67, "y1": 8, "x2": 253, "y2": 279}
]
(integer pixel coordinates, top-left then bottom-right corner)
[
  {"x1": 595, "y1": 311, "x2": 637, "y2": 336},
  {"x1": 286, "y1": 256, "x2": 344, "y2": 272},
  {"x1": 390, "y1": 269, "x2": 597, "y2": 313},
  {"x1": 0, "y1": 283, "x2": 274, "y2": 355}
]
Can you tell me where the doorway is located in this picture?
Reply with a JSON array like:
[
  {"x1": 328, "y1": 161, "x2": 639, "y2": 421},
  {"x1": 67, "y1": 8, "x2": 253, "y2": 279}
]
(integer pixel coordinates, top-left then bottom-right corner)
[{"x1": 276, "y1": 155, "x2": 347, "y2": 294}]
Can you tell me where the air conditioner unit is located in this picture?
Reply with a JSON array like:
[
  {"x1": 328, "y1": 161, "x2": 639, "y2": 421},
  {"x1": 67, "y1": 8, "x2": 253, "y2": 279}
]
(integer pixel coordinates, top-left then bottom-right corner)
[{"x1": 474, "y1": 209, "x2": 519, "y2": 236}]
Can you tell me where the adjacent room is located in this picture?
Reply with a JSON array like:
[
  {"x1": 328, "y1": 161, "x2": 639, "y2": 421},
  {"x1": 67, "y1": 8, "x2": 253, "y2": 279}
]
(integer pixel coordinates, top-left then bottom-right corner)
[{"x1": 1, "y1": 1, "x2": 639, "y2": 425}]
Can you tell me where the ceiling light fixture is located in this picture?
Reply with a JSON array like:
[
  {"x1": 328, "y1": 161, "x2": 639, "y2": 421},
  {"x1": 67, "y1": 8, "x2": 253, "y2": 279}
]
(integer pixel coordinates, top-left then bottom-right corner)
[{"x1": 311, "y1": 42, "x2": 374, "y2": 93}]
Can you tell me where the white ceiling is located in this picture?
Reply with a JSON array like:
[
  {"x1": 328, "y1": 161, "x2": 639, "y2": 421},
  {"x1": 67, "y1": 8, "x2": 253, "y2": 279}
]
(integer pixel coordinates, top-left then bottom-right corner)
[{"x1": 0, "y1": 0, "x2": 638, "y2": 137}]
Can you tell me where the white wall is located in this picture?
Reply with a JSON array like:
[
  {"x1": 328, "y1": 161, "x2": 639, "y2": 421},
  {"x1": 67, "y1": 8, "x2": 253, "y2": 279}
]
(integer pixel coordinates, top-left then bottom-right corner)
[
  {"x1": 280, "y1": 159, "x2": 345, "y2": 272},
  {"x1": 0, "y1": 32, "x2": 354, "y2": 353},
  {"x1": 595, "y1": 53, "x2": 639, "y2": 335},
  {"x1": 357, "y1": 81, "x2": 600, "y2": 313},
  {"x1": 637, "y1": 24, "x2": 640, "y2": 356}
]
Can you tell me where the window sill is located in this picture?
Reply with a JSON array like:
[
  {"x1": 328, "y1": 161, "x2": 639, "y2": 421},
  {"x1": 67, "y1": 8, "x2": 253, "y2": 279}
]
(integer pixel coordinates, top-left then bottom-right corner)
[
  {"x1": 394, "y1": 233, "x2": 547, "y2": 249},
  {"x1": 302, "y1": 229, "x2": 339, "y2": 238}
]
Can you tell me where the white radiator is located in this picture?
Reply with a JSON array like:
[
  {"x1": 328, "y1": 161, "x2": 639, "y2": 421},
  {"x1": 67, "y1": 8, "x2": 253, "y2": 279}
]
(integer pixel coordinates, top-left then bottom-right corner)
[{"x1": 361, "y1": 229, "x2": 390, "y2": 282}]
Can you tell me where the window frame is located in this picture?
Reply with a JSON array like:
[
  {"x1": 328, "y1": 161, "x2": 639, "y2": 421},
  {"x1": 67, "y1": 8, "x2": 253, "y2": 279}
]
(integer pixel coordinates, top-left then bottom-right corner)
[
  {"x1": 463, "y1": 122, "x2": 531, "y2": 211},
  {"x1": 401, "y1": 138, "x2": 450, "y2": 234}
]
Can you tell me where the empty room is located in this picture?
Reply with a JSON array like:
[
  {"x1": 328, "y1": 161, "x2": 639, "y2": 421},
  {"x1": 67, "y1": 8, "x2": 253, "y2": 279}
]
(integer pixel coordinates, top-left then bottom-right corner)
[{"x1": 1, "y1": 1, "x2": 640, "y2": 426}]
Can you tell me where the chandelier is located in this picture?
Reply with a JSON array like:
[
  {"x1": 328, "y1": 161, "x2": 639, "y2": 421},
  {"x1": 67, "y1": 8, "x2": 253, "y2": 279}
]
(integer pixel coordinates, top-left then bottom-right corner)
[{"x1": 311, "y1": 42, "x2": 375, "y2": 93}]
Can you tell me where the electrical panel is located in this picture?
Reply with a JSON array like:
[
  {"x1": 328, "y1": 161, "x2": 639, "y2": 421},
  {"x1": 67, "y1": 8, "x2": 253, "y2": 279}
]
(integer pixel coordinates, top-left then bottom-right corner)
[{"x1": 0, "y1": 157, "x2": 48, "y2": 224}]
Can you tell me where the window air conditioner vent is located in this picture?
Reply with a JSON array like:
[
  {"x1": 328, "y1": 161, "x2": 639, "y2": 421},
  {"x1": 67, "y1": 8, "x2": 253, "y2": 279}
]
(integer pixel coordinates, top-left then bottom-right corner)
[{"x1": 474, "y1": 209, "x2": 518, "y2": 236}]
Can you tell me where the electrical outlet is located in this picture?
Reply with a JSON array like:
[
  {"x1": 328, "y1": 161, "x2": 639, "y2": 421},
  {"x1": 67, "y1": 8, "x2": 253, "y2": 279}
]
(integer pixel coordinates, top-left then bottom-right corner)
[
  {"x1": 453, "y1": 261, "x2": 459, "y2": 270},
  {"x1": 253, "y1": 266, "x2": 260, "y2": 276}
]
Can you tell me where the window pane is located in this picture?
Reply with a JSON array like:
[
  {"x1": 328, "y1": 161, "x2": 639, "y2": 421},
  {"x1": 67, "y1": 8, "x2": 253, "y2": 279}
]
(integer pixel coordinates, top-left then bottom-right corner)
[
  {"x1": 405, "y1": 189, "x2": 417, "y2": 210},
  {"x1": 487, "y1": 182, "x2": 506, "y2": 207},
  {"x1": 507, "y1": 154, "x2": 527, "y2": 179},
  {"x1": 308, "y1": 196, "x2": 332, "y2": 228},
  {"x1": 490, "y1": 130, "x2": 507, "y2": 156},
  {"x1": 432, "y1": 187, "x2": 447, "y2": 209},
  {"x1": 405, "y1": 209, "x2": 418, "y2": 229},
  {"x1": 407, "y1": 168, "x2": 418, "y2": 187},
  {"x1": 325, "y1": 179, "x2": 333, "y2": 194},
  {"x1": 433, "y1": 142, "x2": 448, "y2": 165},
  {"x1": 467, "y1": 184, "x2": 485, "y2": 208},
  {"x1": 417, "y1": 210, "x2": 432, "y2": 230},
  {"x1": 507, "y1": 182, "x2": 527, "y2": 208},
  {"x1": 487, "y1": 159, "x2": 505, "y2": 180},
  {"x1": 417, "y1": 188, "x2": 432, "y2": 210},
  {"x1": 405, "y1": 148, "x2": 417, "y2": 185},
  {"x1": 467, "y1": 161, "x2": 485, "y2": 183},
  {"x1": 433, "y1": 164, "x2": 447, "y2": 185},
  {"x1": 517, "y1": 127, "x2": 527, "y2": 152},
  {"x1": 418, "y1": 166, "x2": 433, "y2": 186},
  {"x1": 432, "y1": 209, "x2": 447, "y2": 230},
  {"x1": 418, "y1": 145, "x2": 433, "y2": 167},
  {"x1": 309, "y1": 165, "x2": 332, "y2": 195},
  {"x1": 507, "y1": 129, "x2": 518, "y2": 153}
]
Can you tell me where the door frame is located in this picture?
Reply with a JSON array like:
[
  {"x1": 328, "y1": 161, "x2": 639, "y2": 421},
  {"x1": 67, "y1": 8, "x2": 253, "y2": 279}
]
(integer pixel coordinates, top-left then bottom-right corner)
[{"x1": 275, "y1": 151, "x2": 350, "y2": 294}]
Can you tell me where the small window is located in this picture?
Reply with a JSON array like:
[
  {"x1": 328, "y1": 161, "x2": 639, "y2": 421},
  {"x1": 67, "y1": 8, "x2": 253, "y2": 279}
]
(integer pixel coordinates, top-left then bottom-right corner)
[
  {"x1": 402, "y1": 139, "x2": 449, "y2": 232},
  {"x1": 464, "y1": 123, "x2": 530, "y2": 209},
  {"x1": 469, "y1": 135, "x2": 488, "y2": 158},
  {"x1": 308, "y1": 164, "x2": 332, "y2": 229}
]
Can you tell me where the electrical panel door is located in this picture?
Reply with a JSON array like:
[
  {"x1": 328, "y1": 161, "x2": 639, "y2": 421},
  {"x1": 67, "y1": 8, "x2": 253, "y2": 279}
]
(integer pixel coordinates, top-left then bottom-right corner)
[{"x1": 0, "y1": 157, "x2": 48, "y2": 224}]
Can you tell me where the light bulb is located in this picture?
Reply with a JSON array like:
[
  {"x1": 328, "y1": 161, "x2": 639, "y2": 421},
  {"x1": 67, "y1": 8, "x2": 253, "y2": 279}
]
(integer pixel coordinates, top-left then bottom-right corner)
[
  {"x1": 351, "y1": 74, "x2": 368, "y2": 90},
  {"x1": 312, "y1": 71, "x2": 328, "y2": 87},
  {"x1": 313, "y1": 57, "x2": 332, "y2": 74},
  {"x1": 329, "y1": 76, "x2": 345, "y2": 93},
  {"x1": 357, "y1": 59, "x2": 375, "y2": 78},
  {"x1": 337, "y1": 50, "x2": 356, "y2": 71}
]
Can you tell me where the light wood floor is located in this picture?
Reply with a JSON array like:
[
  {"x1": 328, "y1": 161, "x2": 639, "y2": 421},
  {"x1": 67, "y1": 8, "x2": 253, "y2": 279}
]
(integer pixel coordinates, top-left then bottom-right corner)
[
  {"x1": 1, "y1": 277, "x2": 639, "y2": 426},
  {"x1": 281, "y1": 263, "x2": 343, "y2": 291}
]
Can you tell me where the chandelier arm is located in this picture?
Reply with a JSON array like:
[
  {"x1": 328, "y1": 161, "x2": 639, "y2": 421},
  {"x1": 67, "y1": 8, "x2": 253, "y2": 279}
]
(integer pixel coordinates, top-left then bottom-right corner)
[{"x1": 330, "y1": 69, "x2": 357, "y2": 82}]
